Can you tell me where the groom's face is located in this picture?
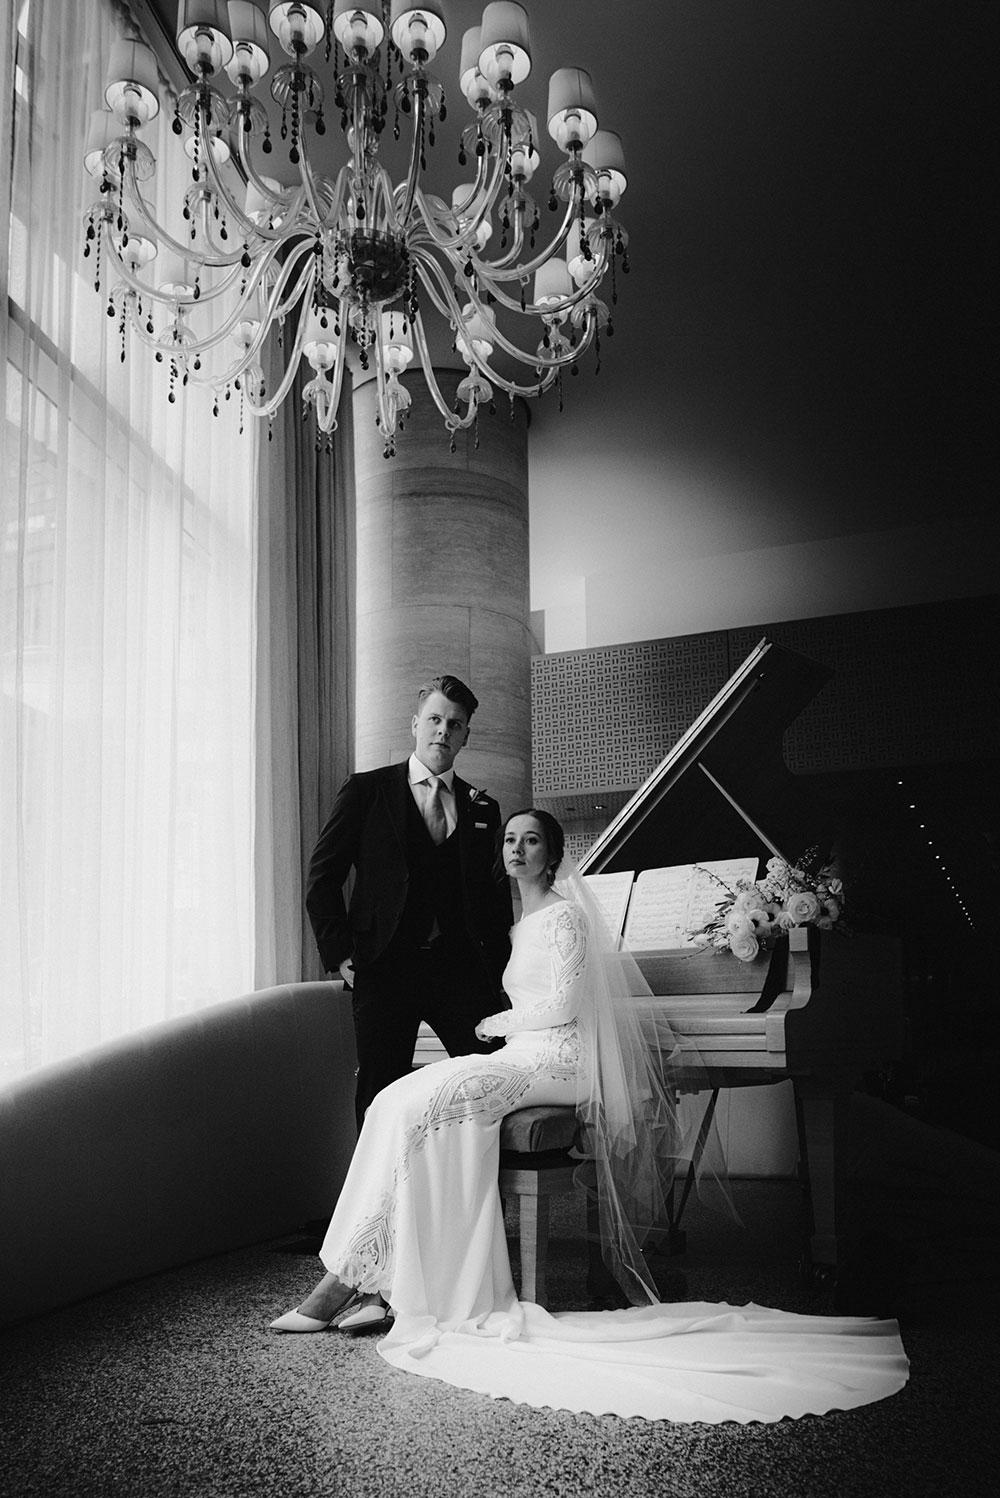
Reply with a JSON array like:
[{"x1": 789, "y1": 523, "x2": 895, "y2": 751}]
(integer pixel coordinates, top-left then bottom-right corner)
[{"x1": 411, "y1": 691, "x2": 471, "y2": 775}]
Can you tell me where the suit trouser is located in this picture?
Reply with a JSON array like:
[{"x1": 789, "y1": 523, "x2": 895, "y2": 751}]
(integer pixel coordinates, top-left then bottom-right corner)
[{"x1": 351, "y1": 936, "x2": 499, "y2": 1129}]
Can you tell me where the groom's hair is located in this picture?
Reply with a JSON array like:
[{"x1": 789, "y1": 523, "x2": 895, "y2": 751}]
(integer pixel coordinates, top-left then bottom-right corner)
[{"x1": 415, "y1": 674, "x2": 479, "y2": 721}]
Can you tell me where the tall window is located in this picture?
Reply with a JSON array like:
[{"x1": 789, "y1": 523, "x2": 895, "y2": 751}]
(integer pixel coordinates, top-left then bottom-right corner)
[{"x1": 1, "y1": 0, "x2": 259, "y2": 1077}]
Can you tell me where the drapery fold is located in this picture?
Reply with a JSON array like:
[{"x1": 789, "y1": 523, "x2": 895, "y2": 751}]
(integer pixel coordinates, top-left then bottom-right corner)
[
  {"x1": 1, "y1": 0, "x2": 354, "y2": 1077},
  {"x1": 253, "y1": 351, "x2": 355, "y2": 988}
]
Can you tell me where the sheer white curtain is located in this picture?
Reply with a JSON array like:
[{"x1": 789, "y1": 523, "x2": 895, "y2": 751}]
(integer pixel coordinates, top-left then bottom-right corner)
[{"x1": 0, "y1": 0, "x2": 263, "y2": 1079}]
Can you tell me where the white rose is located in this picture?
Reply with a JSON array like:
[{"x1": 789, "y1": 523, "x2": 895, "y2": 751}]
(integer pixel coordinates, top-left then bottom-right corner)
[
  {"x1": 730, "y1": 931, "x2": 760, "y2": 962},
  {"x1": 785, "y1": 891, "x2": 821, "y2": 925}
]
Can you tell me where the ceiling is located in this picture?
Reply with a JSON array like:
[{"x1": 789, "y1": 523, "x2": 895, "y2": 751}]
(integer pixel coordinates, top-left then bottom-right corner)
[{"x1": 140, "y1": 0, "x2": 991, "y2": 538}]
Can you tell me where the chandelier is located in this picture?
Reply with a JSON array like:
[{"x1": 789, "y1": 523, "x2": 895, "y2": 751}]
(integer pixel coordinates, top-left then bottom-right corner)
[{"x1": 84, "y1": 1, "x2": 629, "y2": 454}]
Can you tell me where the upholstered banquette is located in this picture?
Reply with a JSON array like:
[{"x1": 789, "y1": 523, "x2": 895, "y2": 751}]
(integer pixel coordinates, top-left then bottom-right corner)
[{"x1": 0, "y1": 983, "x2": 357, "y2": 1327}]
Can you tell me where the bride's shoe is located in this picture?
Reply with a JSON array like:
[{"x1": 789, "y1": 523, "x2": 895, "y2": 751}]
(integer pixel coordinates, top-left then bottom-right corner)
[
  {"x1": 269, "y1": 1307, "x2": 337, "y2": 1333},
  {"x1": 338, "y1": 1293, "x2": 390, "y2": 1332},
  {"x1": 270, "y1": 1281, "x2": 358, "y2": 1333}
]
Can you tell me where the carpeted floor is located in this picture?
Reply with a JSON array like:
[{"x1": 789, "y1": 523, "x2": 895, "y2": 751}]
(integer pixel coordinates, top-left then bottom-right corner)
[{"x1": 0, "y1": 1175, "x2": 996, "y2": 1498}]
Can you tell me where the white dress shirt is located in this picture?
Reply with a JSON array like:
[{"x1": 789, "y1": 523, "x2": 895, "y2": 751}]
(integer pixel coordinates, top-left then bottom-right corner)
[{"x1": 408, "y1": 754, "x2": 458, "y2": 839}]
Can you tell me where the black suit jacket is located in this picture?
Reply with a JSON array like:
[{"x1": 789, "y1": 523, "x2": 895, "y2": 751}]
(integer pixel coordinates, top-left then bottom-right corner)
[{"x1": 305, "y1": 761, "x2": 512, "y2": 990}]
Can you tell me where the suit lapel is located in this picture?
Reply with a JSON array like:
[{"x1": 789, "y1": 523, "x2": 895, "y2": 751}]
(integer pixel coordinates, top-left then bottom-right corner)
[
  {"x1": 453, "y1": 773, "x2": 473, "y2": 870},
  {"x1": 382, "y1": 761, "x2": 412, "y2": 853}
]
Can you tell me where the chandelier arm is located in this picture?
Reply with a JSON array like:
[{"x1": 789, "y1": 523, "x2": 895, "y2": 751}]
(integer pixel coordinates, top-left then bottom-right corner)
[
  {"x1": 120, "y1": 159, "x2": 222, "y2": 269},
  {"x1": 477, "y1": 249, "x2": 609, "y2": 319},
  {"x1": 191, "y1": 194, "x2": 251, "y2": 268},
  {"x1": 397, "y1": 82, "x2": 426, "y2": 229},
  {"x1": 240, "y1": 262, "x2": 329, "y2": 417},
  {"x1": 125, "y1": 239, "x2": 314, "y2": 367},
  {"x1": 410, "y1": 254, "x2": 557, "y2": 378},
  {"x1": 408, "y1": 310, "x2": 480, "y2": 431},
  {"x1": 371, "y1": 335, "x2": 411, "y2": 439},
  {"x1": 408, "y1": 288, "x2": 564, "y2": 407},
  {"x1": 407, "y1": 246, "x2": 570, "y2": 367},
  {"x1": 187, "y1": 247, "x2": 312, "y2": 356},
  {"x1": 98, "y1": 216, "x2": 249, "y2": 316},
  {"x1": 195, "y1": 127, "x2": 271, "y2": 247},
  {"x1": 463, "y1": 307, "x2": 600, "y2": 397},
  {"x1": 445, "y1": 147, "x2": 494, "y2": 224},
  {"x1": 293, "y1": 134, "x2": 342, "y2": 228},
  {"x1": 348, "y1": 71, "x2": 372, "y2": 224},
  {"x1": 484, "y1": 205, "x2": 528, "y2": 270},
  {"x1": 407, "y1": 142, "x2": 507, "y2": 259},
  {"x1": 416, "y1": 251, "x2": 597, "y2": 375},
  {"x1": 465, "y1": 195, "x2": 581, "y2": 285},
  {"x1": 233, "y1": 122, "x2": 315, "y2": 242},
  {"x1": 370, "y1": 163, "x2": 403, "y2": 235}
]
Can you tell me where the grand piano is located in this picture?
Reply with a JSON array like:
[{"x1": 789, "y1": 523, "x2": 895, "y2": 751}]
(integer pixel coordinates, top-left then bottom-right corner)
[{"x1": 577, "y1": 638, "x2": 905, "y2": 1284}]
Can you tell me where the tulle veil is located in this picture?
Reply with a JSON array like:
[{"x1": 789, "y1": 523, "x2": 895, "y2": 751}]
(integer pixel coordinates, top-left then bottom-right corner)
[{"x1": 552, "y1": 858, "x2": 735, "y2": 1304}]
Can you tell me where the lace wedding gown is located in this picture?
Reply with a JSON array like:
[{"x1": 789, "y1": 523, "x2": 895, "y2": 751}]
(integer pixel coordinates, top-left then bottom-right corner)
[{"x1": 318, "y1": 900, "x2": 908, "y2": 1423}]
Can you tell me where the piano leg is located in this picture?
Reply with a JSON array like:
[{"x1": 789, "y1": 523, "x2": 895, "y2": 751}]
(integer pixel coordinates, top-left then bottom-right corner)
[{"x1": 794, "y1": 1073, "x2": 857, "y2": 1277}]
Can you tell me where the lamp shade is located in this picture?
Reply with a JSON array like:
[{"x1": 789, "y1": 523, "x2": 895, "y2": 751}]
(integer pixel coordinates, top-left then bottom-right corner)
[
  {"x1": 565, "y1": 219, "x2": 592, "y2": 284},
  {"x1": 509, "y1": 108, "x2": 539, "y2": 181},
  {"x1": 183, "y1": 127, "x2": 232, "y2": 166},
  {"x1": 84, "y1": 110, "x2": 123, "y2": 178},
  {"x1": 452, "y1": 183, "x2": 492, "y2": 247},
  {"x1": 270, "y1": 1, "x2": 327, "y2": 56},
  {"x1": 244, "y1": 175, "x2": 283, "y2": 219},
  {"x1": 177, "y1": 0, "x2": 235, "y2": 73},
  {"x1": 390, "y1": 2, "x2": 446, "y2": 63},
  {"x1": 457, "y1": 300, "x2": 496, "y2": 360},
  {"x1": 533, "y1": 258, "x2": 572, "y2": 305},
  {"x1": 331, "y1": 0, "x2": 384, "y2": 54},
  {"x1": 302, "y1": 307, "x2": 338, "y2": 370},
  {"x1": 105, "y1": 39, "x2": 161, "y2": 126},
  {"x1": 116, "y1": 231, "x2": 158, "y2": 272},
  {"x1": 478, "y1": 2, "x2": 531, "y2": 85},
  {"x1": 381, "y1": 309, "x2": 414, "y2": 373},
  {"x1": 583, "y1": 129, "x2": 627, "y2": 202},
  {"x1": 547, "y1": 67, "x2": 598, "y2": 148},
  {"x1": 459, "y1": 25, "x2": 482, "y2": 92},
  {"x1": 226, "y1": 2, "x2": 271, "y2": 83},
  {"x1": 157, "y1": 250, "x2": 197, "y2": 296}
]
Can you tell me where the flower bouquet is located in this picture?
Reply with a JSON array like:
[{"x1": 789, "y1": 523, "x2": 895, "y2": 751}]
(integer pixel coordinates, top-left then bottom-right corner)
[{"x1": 688, "y1": 852, "x2": 845, "y2": 963}]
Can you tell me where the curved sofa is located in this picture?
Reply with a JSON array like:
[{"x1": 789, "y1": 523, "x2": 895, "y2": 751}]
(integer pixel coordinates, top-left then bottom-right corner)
[{"x1": 0, "y1": 982, "x2": 357, "y2": 1328}]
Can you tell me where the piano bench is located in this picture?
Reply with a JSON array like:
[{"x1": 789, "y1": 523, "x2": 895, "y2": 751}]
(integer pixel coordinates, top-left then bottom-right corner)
[{"x1": 498, "y1": 1105, "x2": 581, "y2": 1308}]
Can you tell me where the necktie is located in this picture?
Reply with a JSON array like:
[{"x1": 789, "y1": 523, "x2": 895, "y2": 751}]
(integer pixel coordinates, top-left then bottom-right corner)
[{"x1": 424, "y1": 776, "x2": 447, "y2": 845}]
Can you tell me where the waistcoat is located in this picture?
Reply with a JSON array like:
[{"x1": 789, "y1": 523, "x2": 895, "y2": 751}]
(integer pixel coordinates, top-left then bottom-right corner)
[{"x1": 395, "y1": 790, "x2": 464, "y2": 947}]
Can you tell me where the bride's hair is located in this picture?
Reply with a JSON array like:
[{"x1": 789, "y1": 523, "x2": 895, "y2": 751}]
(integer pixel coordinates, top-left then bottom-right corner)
[{"x1": 495, "y1": 807, "x2": 565, "y2": 886}]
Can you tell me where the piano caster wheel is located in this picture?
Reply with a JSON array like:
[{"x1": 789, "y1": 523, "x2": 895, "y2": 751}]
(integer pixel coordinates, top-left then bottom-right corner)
[{"x1": 799, "y1": 1256, "x2": 836, "y2": 1292}]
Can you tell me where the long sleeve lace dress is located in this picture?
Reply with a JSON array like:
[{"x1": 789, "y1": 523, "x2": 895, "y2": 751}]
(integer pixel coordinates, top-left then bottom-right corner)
[{"x1": 315, "y1": 900, "x2": 908, "y2": 1423}]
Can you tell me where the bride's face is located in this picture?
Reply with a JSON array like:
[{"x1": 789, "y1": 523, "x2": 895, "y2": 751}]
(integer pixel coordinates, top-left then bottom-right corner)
[{"x1": 502, "y1": 815, "x2": 550, "y2": 888}]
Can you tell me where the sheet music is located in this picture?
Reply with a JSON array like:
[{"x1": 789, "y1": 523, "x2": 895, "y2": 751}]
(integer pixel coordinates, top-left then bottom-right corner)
[
  {"x1": 622, "y1": 858, "x2": 760, "y2": 949},
  {"x1": 580, "y1": 871, "x2": 635, "y2": 944}
]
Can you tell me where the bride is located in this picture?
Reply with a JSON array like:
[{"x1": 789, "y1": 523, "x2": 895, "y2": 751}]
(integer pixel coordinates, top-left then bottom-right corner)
[{"x1": 270, "y1": 809, "x2": 908, "y2": 1424}]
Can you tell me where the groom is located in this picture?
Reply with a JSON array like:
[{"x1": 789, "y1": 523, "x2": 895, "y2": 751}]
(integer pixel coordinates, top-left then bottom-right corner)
[{"x1": 306, "y1": 673, "x2": 513, "y2": 1127}]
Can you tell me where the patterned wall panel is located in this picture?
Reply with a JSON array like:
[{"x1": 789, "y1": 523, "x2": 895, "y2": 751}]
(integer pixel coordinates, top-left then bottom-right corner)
[{"x1": 532, "y1": 633, "x2": 731, "y2": 794}]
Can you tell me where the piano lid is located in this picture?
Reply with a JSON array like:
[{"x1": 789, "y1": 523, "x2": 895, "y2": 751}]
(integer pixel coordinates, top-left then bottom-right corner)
[{"x1": 578, "y1": 639, "x2": 835, "y2": 877}]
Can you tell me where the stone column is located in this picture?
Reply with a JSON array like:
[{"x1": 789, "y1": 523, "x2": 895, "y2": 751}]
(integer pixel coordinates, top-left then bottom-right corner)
[{"x1": 352, "y1": 369, "x2": 532, "y2": 820}]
